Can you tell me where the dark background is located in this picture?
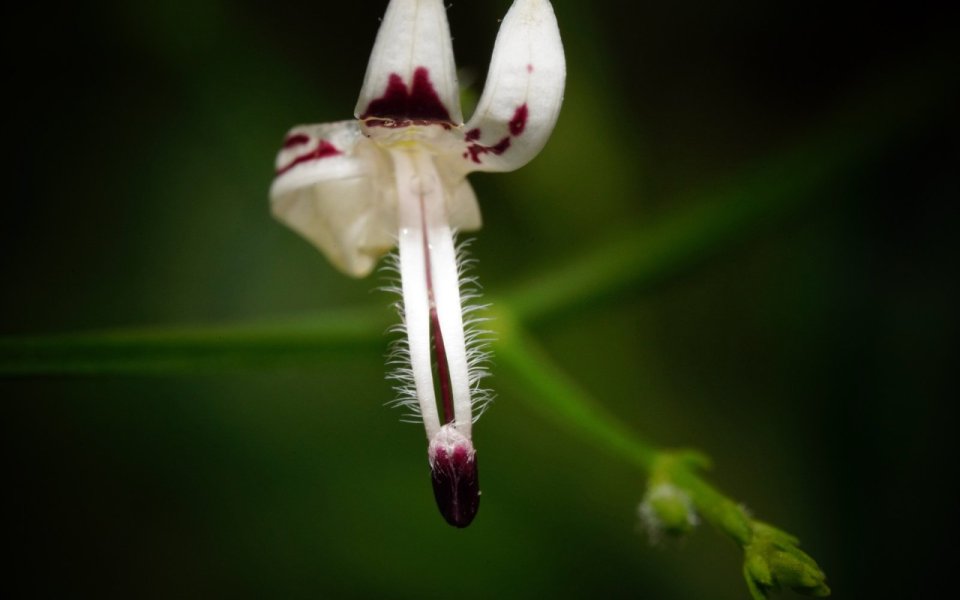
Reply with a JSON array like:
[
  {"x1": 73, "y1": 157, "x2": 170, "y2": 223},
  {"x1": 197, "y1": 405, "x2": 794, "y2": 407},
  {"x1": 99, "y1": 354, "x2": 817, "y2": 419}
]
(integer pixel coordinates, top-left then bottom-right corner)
[{"x1": 3, "y1": 1, "x2": 956, "y2": 598}]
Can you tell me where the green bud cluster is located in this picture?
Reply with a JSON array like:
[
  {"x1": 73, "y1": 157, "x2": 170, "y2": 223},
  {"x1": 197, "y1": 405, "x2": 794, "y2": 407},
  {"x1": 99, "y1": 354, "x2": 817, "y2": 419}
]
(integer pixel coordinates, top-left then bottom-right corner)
[{"x1": 743, "y1": 521, "x2": 830, "y2": 599}]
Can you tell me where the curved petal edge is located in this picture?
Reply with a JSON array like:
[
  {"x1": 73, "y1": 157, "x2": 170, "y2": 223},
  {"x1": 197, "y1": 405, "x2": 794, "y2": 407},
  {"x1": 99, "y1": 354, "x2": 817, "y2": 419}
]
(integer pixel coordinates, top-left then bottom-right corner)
[
  {"x1": 270, "y1": 121, "x2": 397, "y2": 277},
  {"x1": 461, "y1": 0, "x2": 566, "y2": 173}
]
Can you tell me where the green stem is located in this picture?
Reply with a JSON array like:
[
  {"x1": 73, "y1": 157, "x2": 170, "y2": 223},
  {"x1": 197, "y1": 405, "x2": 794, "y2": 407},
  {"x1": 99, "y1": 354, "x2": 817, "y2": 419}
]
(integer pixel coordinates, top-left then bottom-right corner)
[
  {"x1": 494, "y1": 310, "x2": 748, "y2": 541},
  {"x1": 662, "y1": 454, "x2": 753, "y2": 545},
  {"x1": 0, "y1": 307, "x2": 390, "y2": 375},
  {"x1": 493, "y1": 310, "x2": 656, "y2": 469},
  {"x1": 3, "y1": 44, "x2": 951, "y2": 376},
  {"x1": 496, "y1": 315, "x2": 829, "y2": 598}
]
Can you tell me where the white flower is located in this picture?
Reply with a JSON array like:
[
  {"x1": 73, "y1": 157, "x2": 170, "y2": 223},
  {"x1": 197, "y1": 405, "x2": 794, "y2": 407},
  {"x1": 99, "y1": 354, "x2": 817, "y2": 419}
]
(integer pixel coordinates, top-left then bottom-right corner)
[{"x1": 269, "y1": 0, "x2": 565, "y2": 527}]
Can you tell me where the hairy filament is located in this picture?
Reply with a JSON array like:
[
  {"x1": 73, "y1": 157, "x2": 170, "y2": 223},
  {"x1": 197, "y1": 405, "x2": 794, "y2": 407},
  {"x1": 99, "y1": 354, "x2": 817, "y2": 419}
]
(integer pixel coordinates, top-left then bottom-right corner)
[
  {"x1": 392, "y1": 149, "x2": 440, "y2": 438},
  {"x1": 421, "y1": 199, "x2": 455, "y2": 426},
  {"x1": 390, "y1": 148, "x2": 481, "y2": 440},
  {"x1": 383, "y1": 236, "x2": 495, "y2": 425}
]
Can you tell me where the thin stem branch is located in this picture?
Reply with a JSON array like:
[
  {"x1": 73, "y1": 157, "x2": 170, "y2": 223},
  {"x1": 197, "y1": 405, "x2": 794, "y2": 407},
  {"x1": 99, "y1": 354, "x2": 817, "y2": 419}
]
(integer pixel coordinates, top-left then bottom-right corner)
[
  {"x1": 0, "y1": 307, "x2": 390, "y2": 375},
  {"x1": 493, "y1": 310, "x2": 657, "y2": 470},
  {"x1": 495, "y1": 312, "x2": 829, "y2": 597},
  {"x1": 3, "y1": 43, "x2": 952, "y2": 376},
  {"x1": 494, "y1": 309, "x2": 742, "y2": 534}
]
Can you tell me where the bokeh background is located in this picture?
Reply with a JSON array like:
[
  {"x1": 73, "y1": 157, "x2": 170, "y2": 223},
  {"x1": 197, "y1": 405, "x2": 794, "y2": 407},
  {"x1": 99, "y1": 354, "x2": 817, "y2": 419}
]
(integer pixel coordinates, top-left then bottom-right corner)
[{"x1": 3, "y1": 0, "x2": 956, "y2": 598}]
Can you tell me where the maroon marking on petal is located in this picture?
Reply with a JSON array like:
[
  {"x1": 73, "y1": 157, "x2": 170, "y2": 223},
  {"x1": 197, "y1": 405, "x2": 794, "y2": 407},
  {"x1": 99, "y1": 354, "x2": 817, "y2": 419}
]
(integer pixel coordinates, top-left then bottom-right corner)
[
  {"x1": 465, "y1": 144, "x2": 484, "y2": 164},
  {"x1": 527, "y1": 64, "x2": 534, "y2": 73},
  {"x1": 509, "y1": 104, "x2": 528, "y2": 136},
  {"x1": 491, "y1": 136, "x2": 511, "y2": 154},
  {"x1": 282, "y1": 133, "x2": 310, "y2": 148},
  {"x1": 465, "y1": 136, "x2": 511, "y2": 164},
  {"x1": 431, "y1": 446, "x2": 480, "y2": 528},
  {"x1": 465, "y1": 128, "x2": 481, "y2": 142},
  {"x1": 466, "y1": 146, "x2": 481, "y2": 164},
  {"x1": 276, "y1": 140, "x2": 341, "y2": 175},
  {"x1": 361, "y1": 67, "x2": 452, "y2": 124}
]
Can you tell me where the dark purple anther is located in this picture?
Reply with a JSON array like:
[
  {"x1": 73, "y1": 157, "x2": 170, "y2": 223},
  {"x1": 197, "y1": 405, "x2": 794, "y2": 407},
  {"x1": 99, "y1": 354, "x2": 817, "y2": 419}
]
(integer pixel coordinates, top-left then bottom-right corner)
[{"x1": 430, "y1": 443, "x2": 480, "y2": 528}]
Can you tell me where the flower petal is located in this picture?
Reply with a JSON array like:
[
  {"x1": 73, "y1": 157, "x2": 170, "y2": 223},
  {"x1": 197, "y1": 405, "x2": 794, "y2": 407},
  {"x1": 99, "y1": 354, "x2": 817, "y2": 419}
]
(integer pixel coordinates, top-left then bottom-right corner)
[
  {"x1": 355, "y1": 0, "x2": 463, "y2": 126},
  {"x1": 270, "y1": 121, "x2": 396, "y2": 277},
  {"x1": 448, "y1": 178, "x2": 482, "y2": 232},
  {"x1": 460, "y1": 0, "x2": 565, "y2": 172}
]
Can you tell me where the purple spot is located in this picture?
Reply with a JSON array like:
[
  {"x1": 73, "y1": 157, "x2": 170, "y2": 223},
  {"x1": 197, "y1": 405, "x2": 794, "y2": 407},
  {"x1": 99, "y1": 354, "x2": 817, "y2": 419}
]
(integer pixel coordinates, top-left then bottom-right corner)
[
  {"x1": 465, "y1": 136, "x2": 511, "y2": 164},
  {"x1": 430, "y1": 445, "x2": 480, "y2": 528},
  {"x1": 491, "y1": 136, "x2": 511, "y2": 154},
  {"x1": 276, "y1": 140, "x2": 341, "y2": 175},
  {"x1": 462, "y1": 104, "x2": 528, "y2": 164},
  {"x1": 509, "y1": 104, "x2": 528, "y2": 136},
  {"x1": 282, "y1": 133, "x2": 310, "y2": 148},
  {"x1": 361, "y1": 67, "x2": 452, "y2": 125},
  {"x1": 526, "y1": 63, "x2": 534, "y2": 73}
]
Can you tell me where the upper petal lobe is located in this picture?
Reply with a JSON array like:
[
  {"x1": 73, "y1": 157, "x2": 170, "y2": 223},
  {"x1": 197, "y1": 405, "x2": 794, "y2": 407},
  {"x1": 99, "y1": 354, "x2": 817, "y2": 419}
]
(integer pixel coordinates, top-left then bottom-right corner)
[
  {"x1": 461, "y1": 0, "x2": 565, "y2": 172},
  {"x1": 355, "y1": 0, "x2": 463, "y2": 126}
]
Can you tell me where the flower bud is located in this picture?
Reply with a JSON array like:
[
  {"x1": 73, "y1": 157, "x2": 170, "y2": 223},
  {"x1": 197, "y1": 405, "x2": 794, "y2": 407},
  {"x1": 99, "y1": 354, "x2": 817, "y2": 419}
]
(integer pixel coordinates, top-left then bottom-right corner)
[{"x1": 638, "y1": 483, "x2": 698, "y2": 540}]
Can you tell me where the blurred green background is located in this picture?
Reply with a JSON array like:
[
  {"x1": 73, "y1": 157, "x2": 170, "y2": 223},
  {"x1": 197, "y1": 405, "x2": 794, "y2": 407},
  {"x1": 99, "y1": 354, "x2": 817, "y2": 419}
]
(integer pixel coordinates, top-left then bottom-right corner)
[{"x1": 3, "y1": 0, "x2": 956, "y2": 598}]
